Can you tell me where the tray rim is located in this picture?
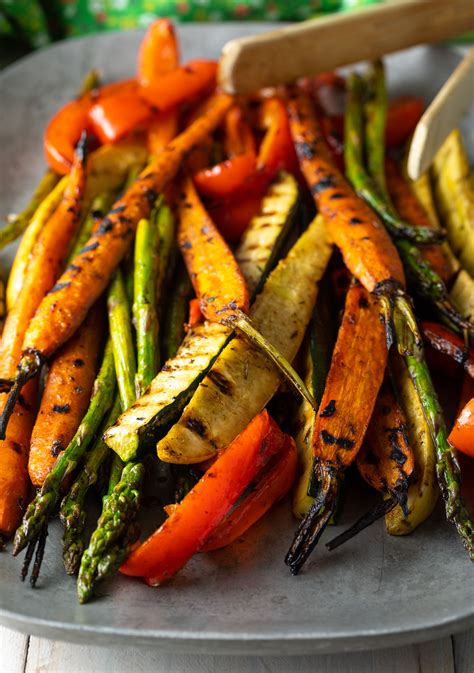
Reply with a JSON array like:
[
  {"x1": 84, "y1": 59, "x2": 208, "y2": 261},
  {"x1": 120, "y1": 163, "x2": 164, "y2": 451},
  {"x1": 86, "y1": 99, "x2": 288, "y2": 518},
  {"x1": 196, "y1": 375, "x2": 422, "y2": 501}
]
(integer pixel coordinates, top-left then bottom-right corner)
[{"x1": 0, "y1": 25, "x2": 472, "y2": 655}]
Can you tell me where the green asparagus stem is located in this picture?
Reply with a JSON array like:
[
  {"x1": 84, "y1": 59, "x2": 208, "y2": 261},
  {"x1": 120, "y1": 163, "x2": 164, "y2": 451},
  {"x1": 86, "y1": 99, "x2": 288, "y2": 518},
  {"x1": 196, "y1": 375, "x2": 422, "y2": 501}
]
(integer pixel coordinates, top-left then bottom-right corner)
[
  {"x1": 364, "y1": 60, "x2": 388, "y2": 198},
  {"x1": 345, "y1": 73, "x2": 442, "y2": 245},
  {"x1": 60, "y1": 397, "x2": 121, "y2": 575},
  {"x1": 108, "y1": 269, "x2": 137, "y2": 412},
  {"x1": 0, "y1": 171, "x2": 60, "y2": 250},
  {"x1": 162, "y1": 264, "x2": 193, "y2": 360},
  {"x1": 349, "y1": 67, "x2": 472, "y2": 339},
  {"x1": 133, "y1": 213, "x2": 161, "y2": 397},
  {"x1": 13, "y1": 340, "x2": 116, "y2": 555},
  {"x1": 156, "y1": 204, "x2": 175, "y2": 302},
  {"x1": 77, "y1": 461, "x2": 145, "y2": 603}
]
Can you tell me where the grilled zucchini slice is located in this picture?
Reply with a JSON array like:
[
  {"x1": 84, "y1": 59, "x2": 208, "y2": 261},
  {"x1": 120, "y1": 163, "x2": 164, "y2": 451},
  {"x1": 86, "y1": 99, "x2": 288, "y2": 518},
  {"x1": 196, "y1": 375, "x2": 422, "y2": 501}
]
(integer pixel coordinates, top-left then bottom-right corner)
[
  {"x1": 450, "y1": 269, "x2": 474, "y2": 324},
  {"x1": 236, "y1": 171, "x2": 299, "y2": 296},
  {"x1": 157, "y1": 214, "x2": 332, "y2": 464},
  {"x1": 105, "y1": 176, "x2": 300, "y2": 461},
  {"x1": 385, "y1": 354, "x2": 438, "y2": 535},
  {"x1": 431, "y1": 129, "x2": 474, "y2": 276}
]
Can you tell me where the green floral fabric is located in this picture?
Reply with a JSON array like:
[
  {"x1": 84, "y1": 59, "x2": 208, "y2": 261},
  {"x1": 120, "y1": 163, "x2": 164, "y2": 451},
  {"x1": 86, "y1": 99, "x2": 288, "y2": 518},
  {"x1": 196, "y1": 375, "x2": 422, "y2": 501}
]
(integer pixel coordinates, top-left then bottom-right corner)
[
  {"x1": 0, "y1": 0, "x2": 378, "y2": 47},
  {"x1": 1, "y1": 0, "x2": 471, "y2": 50}
]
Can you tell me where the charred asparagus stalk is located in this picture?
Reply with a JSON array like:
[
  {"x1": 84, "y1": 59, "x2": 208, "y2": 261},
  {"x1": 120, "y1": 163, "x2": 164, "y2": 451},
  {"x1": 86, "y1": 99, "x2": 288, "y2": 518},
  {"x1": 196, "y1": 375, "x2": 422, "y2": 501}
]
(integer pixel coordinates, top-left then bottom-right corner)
[
  {"x1": 60, "y1": 397, "x2": 121, "y2": 575},
  {"x1": 345, "y1": 72, "x2": 442, "y2": 244},
  {"x1": 161, "y1": 264, "x2": 193, "y2": 361}
]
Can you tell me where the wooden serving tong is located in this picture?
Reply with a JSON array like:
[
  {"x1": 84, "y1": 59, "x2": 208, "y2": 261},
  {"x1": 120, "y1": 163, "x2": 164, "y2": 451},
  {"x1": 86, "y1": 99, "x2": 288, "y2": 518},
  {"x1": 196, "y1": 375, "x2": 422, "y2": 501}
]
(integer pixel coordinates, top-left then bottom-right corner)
[{"x1": 218, "y1": 0, "x2": 474, "y2": 95}]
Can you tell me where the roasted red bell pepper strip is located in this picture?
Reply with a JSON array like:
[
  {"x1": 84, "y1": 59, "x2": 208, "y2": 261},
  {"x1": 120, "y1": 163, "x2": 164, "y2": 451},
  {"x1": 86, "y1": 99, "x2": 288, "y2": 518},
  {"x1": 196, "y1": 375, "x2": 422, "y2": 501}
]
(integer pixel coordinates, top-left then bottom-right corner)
[
  {"x1": 207, "y1": 98, "x2": 298, "y2": 241},
  {"x1": 194, "y1": 106, "x2": 257, "y2": 199},
  {"x1": 224, "y1": 106, "x2": 256, "y2": 157},
  {"x1": 147, "y1": 108, "x2": 179, "y2": 156},
  {"x1": 194, "y1": 153, "x2": 257, "y2": 199},
  {"x1": 202, "y1": 433, "x2": 297, "y2": 551},
  {"x1": 120, "y1": 411, "x2": 282, "y2": 584},
  {"x1": 385, "y1": 96, "x2": 424, "y2": 147},
  {"x1": 44, "y1": 95, "x2": 93, "y2": 174},
  {"x1": 88, "y1": 80, "x2": 152, "y2": 144},
  {"x1": 421, "y1": 321, "x2": 474, "y2": 379},
  {"x1": 449, "y1": 398, "x2": 474, "y2": 458},
  {"x1": 139, "y1": 60, "x2": 217, "y2": 111},
  {"x1": 137, "y1": 18, "x2": 179, "y2": 89}
]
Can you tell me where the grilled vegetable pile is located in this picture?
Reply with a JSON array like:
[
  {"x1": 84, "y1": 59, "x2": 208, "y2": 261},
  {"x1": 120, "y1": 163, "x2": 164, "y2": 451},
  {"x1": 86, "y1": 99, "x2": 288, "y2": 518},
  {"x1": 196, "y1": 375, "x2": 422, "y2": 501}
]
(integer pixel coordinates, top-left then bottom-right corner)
[{"x1": 1, "y1": 20, "x2": 473, "y2": 603}]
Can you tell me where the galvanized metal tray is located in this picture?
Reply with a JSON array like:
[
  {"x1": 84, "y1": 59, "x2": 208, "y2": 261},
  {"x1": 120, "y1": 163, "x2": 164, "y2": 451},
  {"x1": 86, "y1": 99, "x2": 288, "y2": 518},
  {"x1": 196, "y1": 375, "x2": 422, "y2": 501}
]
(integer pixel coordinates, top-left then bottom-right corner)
[{"x1": 0, "y1": 24, "x2": 472, "y2": 655}]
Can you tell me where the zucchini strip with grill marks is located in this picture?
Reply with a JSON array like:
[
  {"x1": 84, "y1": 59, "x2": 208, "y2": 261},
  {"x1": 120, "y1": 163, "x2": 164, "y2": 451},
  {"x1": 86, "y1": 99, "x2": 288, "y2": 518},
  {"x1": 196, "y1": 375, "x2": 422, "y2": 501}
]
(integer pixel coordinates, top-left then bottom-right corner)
[
  {"x1": 157, "y1": 213, "x2": 332, "y2": 465},
  {"x1": 104, "y1": 174, "x2": 302, "y2": 463},
  {"x1": 236, "y1": 171, "x2": 299, "y2": 297}
]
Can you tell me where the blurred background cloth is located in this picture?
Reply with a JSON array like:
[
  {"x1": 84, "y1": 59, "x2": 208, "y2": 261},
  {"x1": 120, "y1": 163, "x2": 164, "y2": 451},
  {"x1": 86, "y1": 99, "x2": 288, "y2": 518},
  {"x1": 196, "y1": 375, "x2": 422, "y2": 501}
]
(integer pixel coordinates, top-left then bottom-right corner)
[{"x1": 1, "y1": 0, "x2": 472, "y2": 56}]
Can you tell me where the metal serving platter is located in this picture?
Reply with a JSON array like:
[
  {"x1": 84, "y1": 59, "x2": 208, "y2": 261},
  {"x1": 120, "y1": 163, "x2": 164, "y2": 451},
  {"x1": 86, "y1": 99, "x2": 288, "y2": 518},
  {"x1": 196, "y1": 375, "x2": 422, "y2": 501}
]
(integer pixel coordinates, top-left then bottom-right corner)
[{"x1": 0, "y1": 24, "x2": 472, "y2": 655}]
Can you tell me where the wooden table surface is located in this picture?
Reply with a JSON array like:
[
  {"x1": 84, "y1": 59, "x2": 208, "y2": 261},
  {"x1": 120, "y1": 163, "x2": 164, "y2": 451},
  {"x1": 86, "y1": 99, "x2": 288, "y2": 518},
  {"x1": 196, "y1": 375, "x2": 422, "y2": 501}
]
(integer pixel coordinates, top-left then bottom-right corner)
[{"x1": 1, "y1": 625, "x2": 472, "y2": 672}]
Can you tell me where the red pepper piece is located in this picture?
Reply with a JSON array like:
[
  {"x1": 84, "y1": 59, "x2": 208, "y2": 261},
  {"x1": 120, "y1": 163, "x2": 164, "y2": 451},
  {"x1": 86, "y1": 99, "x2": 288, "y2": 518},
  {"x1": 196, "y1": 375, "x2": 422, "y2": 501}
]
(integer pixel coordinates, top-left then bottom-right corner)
[
  {"x1": 139, "y1": 60, "x2": 217, "y2": 111},
  {"x1": 44, "y1": 95, "x2": 94, "y2": 175},
  {"x1": 88, "y1": 80, "x2": 152, "y2": 144},
  {"x1": 202, "y1": 434, "x2": 297, "y2": 551},
  {"x1": 449, "y1": 398, "x2": 474, "y2": 458},
  {"x1": 137, "y1": 18, "x2": 179, "y2": 89},
  {"x1": 194, "y1": 107, "x2": 257, "y2": 199},
  {"x1": 207, "y1": 98, "x2": 298, "y2": 242},
  {"x1": 120, "y1": 411, "x2": 281, "y2": 584},
  {"x1": 385, "y1": 96, "x2": 424, "y2": 147},
  {"x1": 421, "y1": 321, "x2": 474, "y2": 379}
]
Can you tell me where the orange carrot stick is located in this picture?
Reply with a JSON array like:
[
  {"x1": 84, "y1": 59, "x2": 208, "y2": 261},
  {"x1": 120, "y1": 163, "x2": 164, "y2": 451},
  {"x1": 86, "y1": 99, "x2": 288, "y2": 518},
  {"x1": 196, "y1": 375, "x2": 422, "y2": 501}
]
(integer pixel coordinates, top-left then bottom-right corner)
[
  {"x1": 28, "y1": 303, "x2": 104, "y2": 487},
  {"x1": 385, "y1": 158, "x2": 453, "y2": 283},
  {"x1": 177, "y1": 174, "x2": 249, "y2": 322},
  {"x1": 286, "y1": 88, "x2": 405, "y2": 294},
  {"x1": 147, "y1": 109, "x2": 179, "y2": 156},
  {"x1": 0, "y1": 136, "x2": 87, "y2": 537},
  {"x1": 0, "y1": 94, "x2": 232, "y2": 439},
  {"x1": 357, "y1": 381, "x2": 415, "y2": 503},
  {"x1": 286, "y1": 282, "x2": 387, "y2": 573}
]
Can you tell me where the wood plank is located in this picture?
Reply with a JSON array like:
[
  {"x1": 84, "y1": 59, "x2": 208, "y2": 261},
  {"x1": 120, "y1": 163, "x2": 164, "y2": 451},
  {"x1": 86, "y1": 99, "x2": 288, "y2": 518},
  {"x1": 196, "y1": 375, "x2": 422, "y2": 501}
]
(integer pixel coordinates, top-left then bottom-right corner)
[
  {"x1": 24, "y1": 636, "x2": 457, "y2": 673},
  {"x1": 0, "y1": 625, "x2": 29, "y2": 673},
  {"x1": 218, "y1": 0, "x2": 474, "y2": 94},
  {"x1": 453, "y1": 629, "x2": 474, "y2": 673}
]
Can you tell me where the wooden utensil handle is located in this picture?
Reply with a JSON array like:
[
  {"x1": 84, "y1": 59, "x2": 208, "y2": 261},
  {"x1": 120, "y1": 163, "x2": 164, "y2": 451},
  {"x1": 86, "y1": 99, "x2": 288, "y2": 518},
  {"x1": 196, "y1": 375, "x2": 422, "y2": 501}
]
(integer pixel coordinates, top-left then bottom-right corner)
[{"x1": 219, "y1": 0, "x2": 474, "y2": 94}]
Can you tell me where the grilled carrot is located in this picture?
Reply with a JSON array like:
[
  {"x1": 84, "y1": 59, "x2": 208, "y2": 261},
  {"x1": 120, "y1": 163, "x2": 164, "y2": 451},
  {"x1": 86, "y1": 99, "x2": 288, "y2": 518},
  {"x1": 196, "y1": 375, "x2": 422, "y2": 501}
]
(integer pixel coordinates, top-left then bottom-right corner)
[
  {"x1": 286, "y1": 87, "x2": 405, "y2": 295},
  {"x1": 0, "y1": 94, "x2": 232, "y2": 439},
  {"x1": 358, "y1": 382, "x2": 414, "y2": 503},
  {"x1": 0, "y1": 380, "x2": 37, "y2": 541},
  {"x1": 28, "y1": 303, "x2": 104, "y2": 487},
  {"x1": 285, "y1": 283, "x2": 387, "y2": 574},
  {"x1": 177, "y1": 174, "x2": 249, "y2": 322},
  {"x1": 0, "y1": 137, "x2": 87, "y2": 536},
  {"x1": 177, "y1": 174, "x2": 314, "y2": 408},
  {"x1": 147, "y1": 109, "x2": 179, "y2": 157},
  {"x1": 385, "y1": 158, "x2": 453, "y2": 283},
  {"x1": 326, "y1": 381, "x2": 415, "y2": 551}
]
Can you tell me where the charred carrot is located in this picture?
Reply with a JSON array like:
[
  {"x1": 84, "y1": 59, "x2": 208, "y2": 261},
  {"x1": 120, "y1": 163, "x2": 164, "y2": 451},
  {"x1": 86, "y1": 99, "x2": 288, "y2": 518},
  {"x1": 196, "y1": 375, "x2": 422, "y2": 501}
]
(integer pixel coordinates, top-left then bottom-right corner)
[
  {"x1": 28, "y1": 303, "x2": 104, "y2": 487},
  {"x1": 0, "y1": 131, "x2": 85, "y2": 512},
  {"x1": 285, "y1": 283, "x2": 387, "y2": 574},
  {"x1": 147, "y1": 109, "x2": 179, "y2": 157},
  {"x1": 0, "y1": 94, "x2": 232, "y2": 438},
  {"x1": 177, "y1": 174, "x2": 314, "y2": 409},
  {"x1": 385, "y1": 159, "x2": 453, "y2": 282},
  {"x1": 177, "y1": 174, "x2": 249, "y2": 323},
  {"x1": 287, "y1": 86, "x2": 405, "y2": 296},
  {"x1": 326, "y1": 381, "x2": 415, "y2": 551}
]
